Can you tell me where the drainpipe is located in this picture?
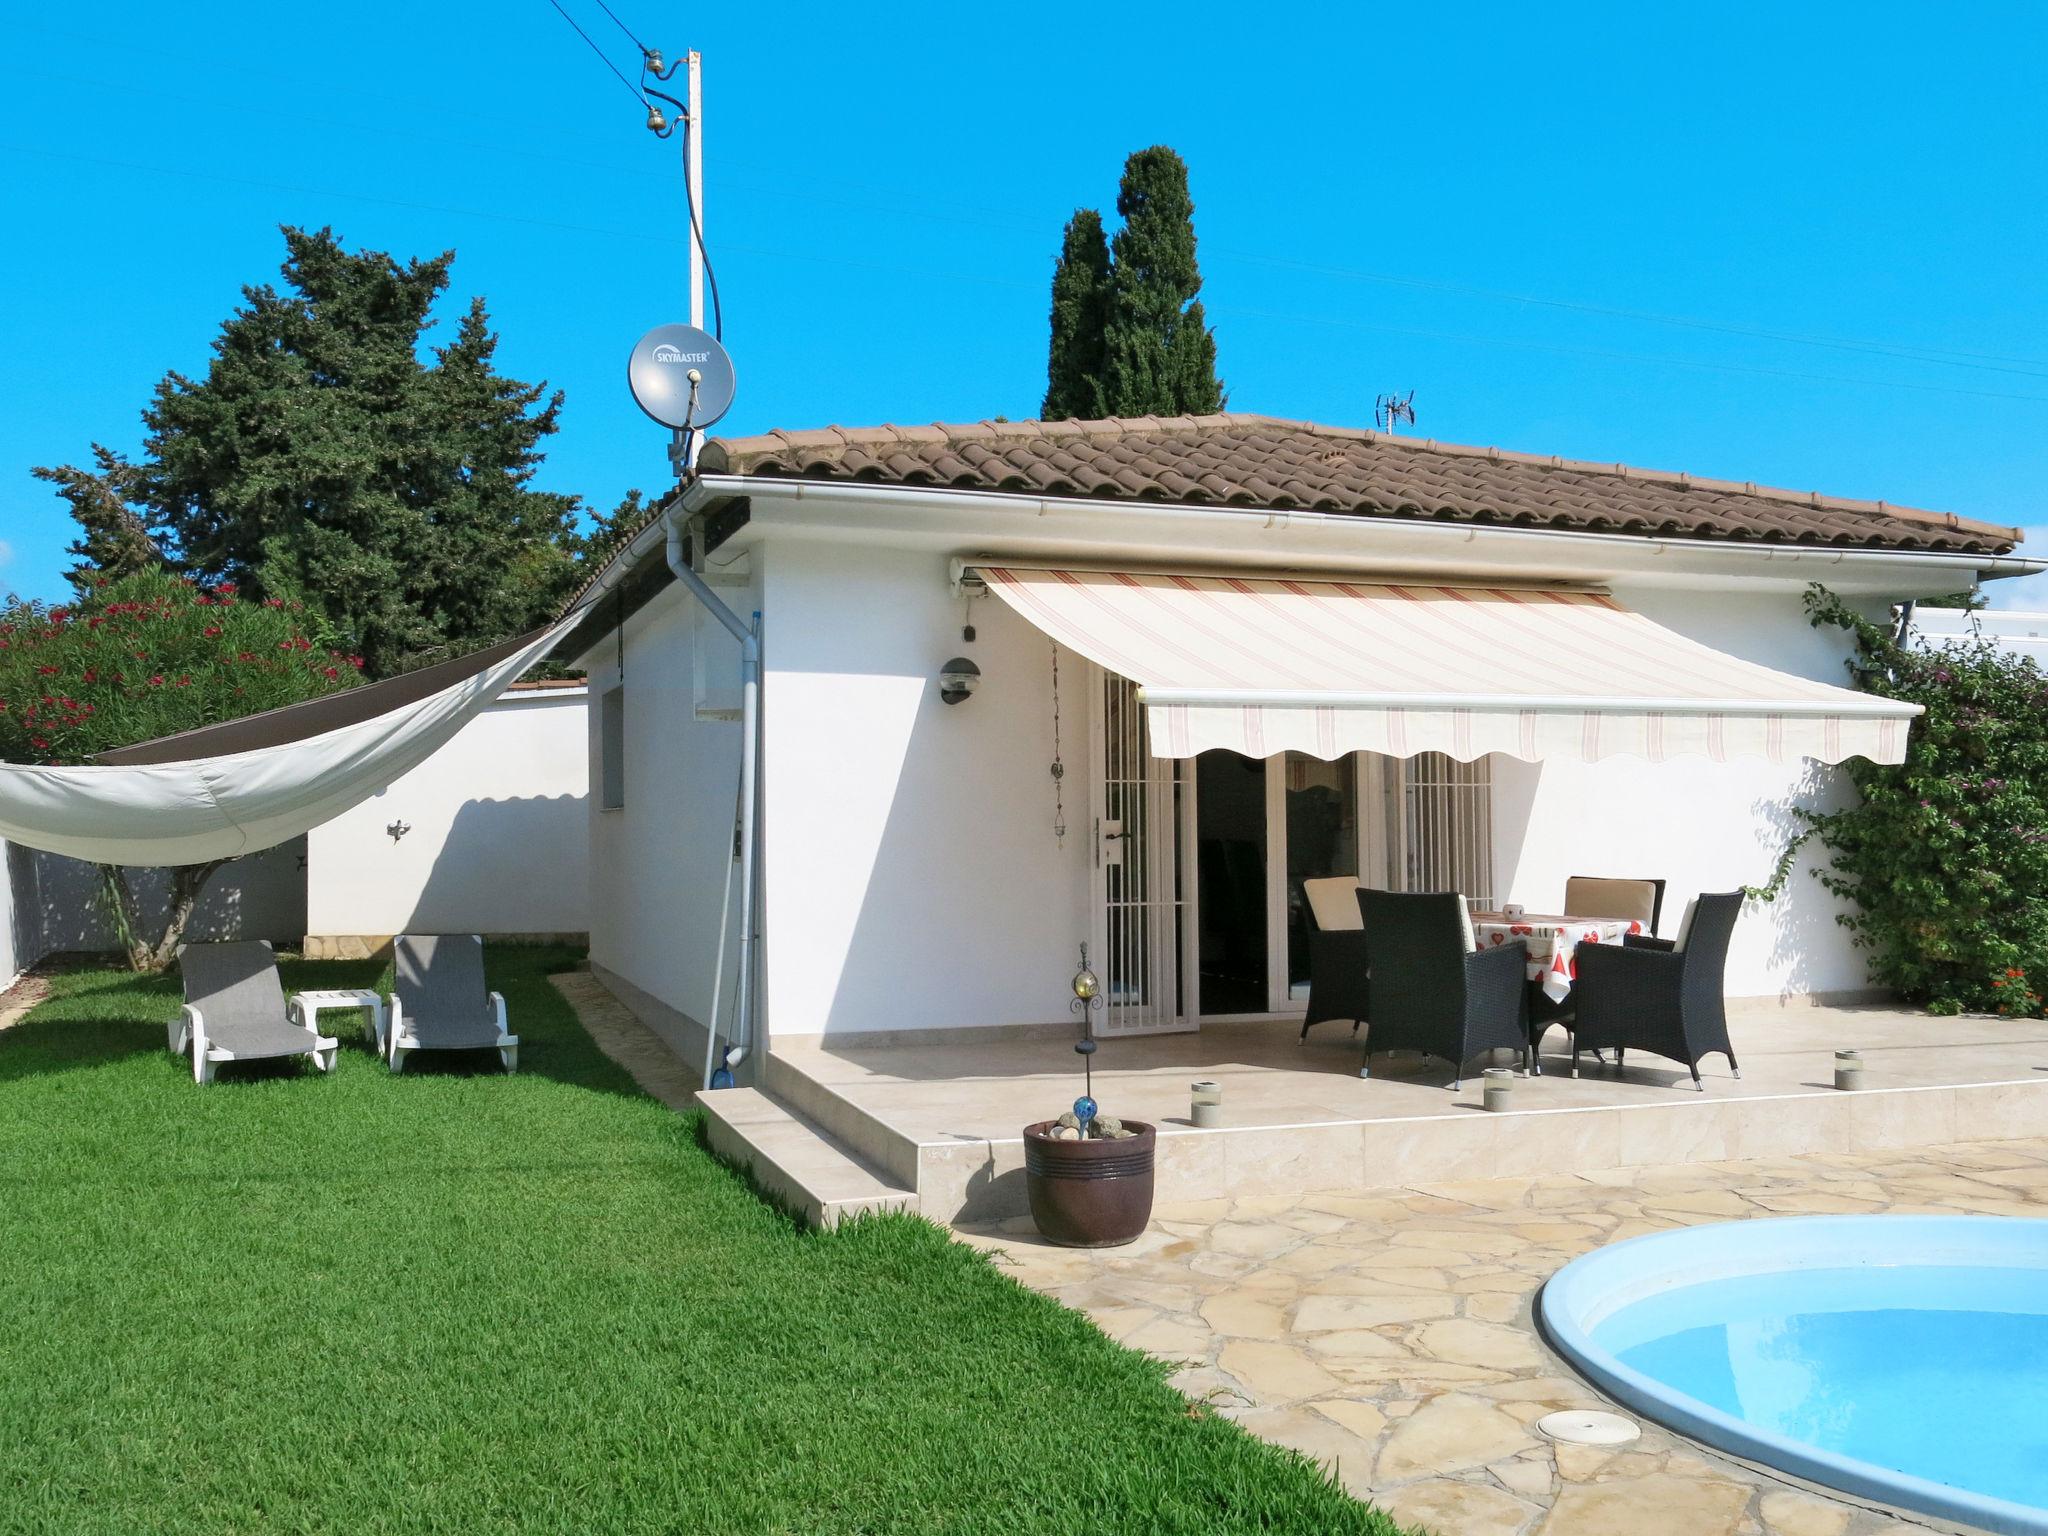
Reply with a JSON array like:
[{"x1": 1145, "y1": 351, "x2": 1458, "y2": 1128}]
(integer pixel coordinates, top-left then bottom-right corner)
[{"x1": 664, "y1": 509, "x2": 761, "y2": 1087}]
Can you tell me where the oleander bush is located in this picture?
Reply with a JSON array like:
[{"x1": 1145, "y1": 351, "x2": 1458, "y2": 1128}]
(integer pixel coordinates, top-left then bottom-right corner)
[
  {"x1": 0, "y1": 568, "x2": 363, "y2": 766},
  {"x1": 0, "y1": 568, "x2": 363, "y2": 967},
  {"x1": 1782, "y1": 586, "x2": 2048, "y2": 1015}
]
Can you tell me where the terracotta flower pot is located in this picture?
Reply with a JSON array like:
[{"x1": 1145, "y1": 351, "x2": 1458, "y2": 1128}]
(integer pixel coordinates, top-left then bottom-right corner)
[{"x1": 1023, "y1": 1119, "x2": 1156, "y2": 1247}]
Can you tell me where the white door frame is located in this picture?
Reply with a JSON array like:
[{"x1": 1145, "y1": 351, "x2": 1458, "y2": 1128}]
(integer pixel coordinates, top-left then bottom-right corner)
[{"x1": 1086, "y1": 665, "x2": 1194, "y2": 1035}]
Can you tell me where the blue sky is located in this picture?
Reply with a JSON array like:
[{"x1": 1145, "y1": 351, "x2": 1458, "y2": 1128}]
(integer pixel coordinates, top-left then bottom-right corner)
[{"x1": 3, "y1": 2, "x2": 2045, "y2": 605}]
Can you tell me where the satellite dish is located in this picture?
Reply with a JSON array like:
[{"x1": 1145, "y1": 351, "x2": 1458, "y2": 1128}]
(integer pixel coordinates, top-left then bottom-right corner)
[{"x1": 627, "y1": 323, "x2": 737, "y2": 431}]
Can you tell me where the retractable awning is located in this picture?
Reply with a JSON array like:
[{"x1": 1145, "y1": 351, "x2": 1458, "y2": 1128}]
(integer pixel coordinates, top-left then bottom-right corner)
[{"x1": 979, "y1": 566, "x2": 1917, "y2": 765}]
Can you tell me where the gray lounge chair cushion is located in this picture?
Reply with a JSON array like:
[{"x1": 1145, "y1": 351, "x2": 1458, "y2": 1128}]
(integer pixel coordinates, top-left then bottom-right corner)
[
  {"x1": 394, "y1": 935, "x2": 501, "y2": 1048},
  {"x1": 179, "y1": 941, "x2": 313, "y2": 1059}
]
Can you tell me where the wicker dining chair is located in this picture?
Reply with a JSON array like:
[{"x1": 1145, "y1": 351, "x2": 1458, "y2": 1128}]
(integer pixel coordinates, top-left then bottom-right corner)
[
  {"x1": 1299, "y1": 876, "x2": 1370, "y2": 1041},
  {"x1": 1563, "y1": 875, "x2": 1668, "y2": 935},
  {"x1": 1569, "y1": 891, "x2": 1744, "y2": 1090},
  {"x1": 1355, "y1": 890, "x2": 1528, "y2": 1088}
]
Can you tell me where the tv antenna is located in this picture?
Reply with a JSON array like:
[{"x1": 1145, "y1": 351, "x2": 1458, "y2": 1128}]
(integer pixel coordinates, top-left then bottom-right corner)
[{"x1": 1375, "y1": 391, "x2": 1416, "y2": 435}]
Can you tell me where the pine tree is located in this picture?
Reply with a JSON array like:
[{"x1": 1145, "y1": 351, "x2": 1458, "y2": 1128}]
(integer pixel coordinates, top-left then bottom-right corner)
[
  {"x1": 1041, "y1": 210, "x2": 1111, "y2": 420},
  {"x1": 40, "y1": 227, "x2": 580, "y2": 678},
  {"x1": 38, "y1": 450, "x2": 160, "y2": 595},
  {"x1": 1040, "y1": 147, "x2": 1224, "y2": 420}
]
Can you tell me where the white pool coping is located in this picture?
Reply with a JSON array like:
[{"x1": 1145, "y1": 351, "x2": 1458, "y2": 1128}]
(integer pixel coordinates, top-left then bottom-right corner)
[{"x1": 1539, "y1": 1215, "x2": 2048, "y2": 1536}]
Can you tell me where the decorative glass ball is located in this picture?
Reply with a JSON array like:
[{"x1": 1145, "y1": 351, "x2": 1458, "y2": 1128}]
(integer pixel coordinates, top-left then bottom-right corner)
[
  {"x1": 1072, "y1": 966, "x2": 1099, "y2": 1001},
  {"x1": 1073, "y1": 1095, "x2": 1097, "y2": 1126}
]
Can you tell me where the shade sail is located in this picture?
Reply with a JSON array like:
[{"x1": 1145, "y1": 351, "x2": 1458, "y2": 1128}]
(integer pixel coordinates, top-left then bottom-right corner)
[
  {"x1": 0, "y1": 617, "x2": 577, "y2": 866},
  {"x1": 979, "y1": 566, "x2": 1918, "y2": 765}
]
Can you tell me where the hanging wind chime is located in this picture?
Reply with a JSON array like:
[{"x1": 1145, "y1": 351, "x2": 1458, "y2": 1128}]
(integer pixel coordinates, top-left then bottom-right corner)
[{"x1": 1049, "y1": 641, "x2": 1067, "y2": 844}]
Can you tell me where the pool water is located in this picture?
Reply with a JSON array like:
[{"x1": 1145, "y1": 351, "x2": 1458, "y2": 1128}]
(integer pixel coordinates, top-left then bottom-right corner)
[
  {"x1": 1539, "y1": 1217, "x2": 2048, "y2": 1535},
  {"x1": 1604, "y1": 1265, "x2": 2048, "y2": 1513}
]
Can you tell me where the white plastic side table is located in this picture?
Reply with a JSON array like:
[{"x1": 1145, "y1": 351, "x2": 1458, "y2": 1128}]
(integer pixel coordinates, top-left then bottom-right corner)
[{"x1": 290, "y1": 988, "x2": 388, "y2": 1054}]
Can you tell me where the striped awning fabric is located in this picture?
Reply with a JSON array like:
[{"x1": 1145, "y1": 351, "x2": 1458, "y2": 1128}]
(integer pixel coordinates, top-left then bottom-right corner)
[{"x1": 979, "y1": 566, "x2": 1918, "y2": 765}]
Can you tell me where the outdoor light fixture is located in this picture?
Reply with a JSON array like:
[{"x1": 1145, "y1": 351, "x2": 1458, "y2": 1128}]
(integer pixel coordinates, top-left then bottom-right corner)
[
  {"x1": 386, "y1": 819, "x2": 412, "y2": 843},
  {"x1": 938, "y1": 656, "x2": 981, "y2": 706}
]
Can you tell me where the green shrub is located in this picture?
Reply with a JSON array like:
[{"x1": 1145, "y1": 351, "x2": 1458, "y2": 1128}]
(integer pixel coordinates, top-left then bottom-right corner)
[
  {"x1": 0, "y1": 568, "x2": 361, "y2": 766},
  {"x1": 1783, "y1": 586, "x2": 2048, "y2": 1015}
]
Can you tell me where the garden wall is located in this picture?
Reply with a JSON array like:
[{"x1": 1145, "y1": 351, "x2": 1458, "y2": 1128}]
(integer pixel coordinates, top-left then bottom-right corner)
[
  {"x1": 304, "y1": 681, "x2": 589, "y2": 957},
  {"x1": 28, "y1": 839, "x2": 308, "y2": 956}
]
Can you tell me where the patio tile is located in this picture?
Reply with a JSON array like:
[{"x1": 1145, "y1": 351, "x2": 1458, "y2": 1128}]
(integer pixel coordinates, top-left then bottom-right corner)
[
  {"x1": 1375, "y1": 1393, "x2": 1538, "y2": 1480},
  {"x1": 1411, "y1": 1318, "x2": 1549, "y2": 1371},
  {"x1": 1217, "y1": 1338, "x2": 1343, "y2": 1402},
  {"x1": 957, "y1": 1132, "x2": 2048, "y2": 1535},
  {"x1": 1758, "y1": 1490, "x2": 1852, "y2": 1536},
  {"x1": 1379, "y1": 1477, "x2": 1540, "y2": 1536},
  {"x1": 1535, "y1": 1473, "x2": 1750, "y2": 1536},
  {"x1": 1197, "y1": 1291, "x2": 1288, "y2": 1338}
]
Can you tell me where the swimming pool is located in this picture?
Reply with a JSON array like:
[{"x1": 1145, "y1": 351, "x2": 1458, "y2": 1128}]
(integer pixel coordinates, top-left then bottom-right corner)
[{"x1": 1539, "y1": 1215, "x2": 2048, "y2": 1535}]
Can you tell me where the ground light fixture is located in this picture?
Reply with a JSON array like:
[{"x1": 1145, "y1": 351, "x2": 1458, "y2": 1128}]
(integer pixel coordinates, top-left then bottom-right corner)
[{"x1": 938, "y1": 656, "x2": 980, "y2": 705}]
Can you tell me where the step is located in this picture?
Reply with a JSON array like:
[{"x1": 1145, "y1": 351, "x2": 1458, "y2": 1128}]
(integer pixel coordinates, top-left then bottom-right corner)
[{"x1": 698, "y1": 1087, "x2": 917, "y2": 1230}]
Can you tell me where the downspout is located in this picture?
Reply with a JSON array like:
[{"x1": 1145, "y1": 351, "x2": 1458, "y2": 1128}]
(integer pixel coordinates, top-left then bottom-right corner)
[{"x1": 664, "y1": 508, "x2": 762, "y2": 1087}]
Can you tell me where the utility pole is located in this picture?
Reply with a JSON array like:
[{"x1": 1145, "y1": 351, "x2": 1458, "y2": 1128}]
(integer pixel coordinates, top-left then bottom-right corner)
[
  {"x1": 686, "y1": 50, "x2": 703, "y2": 334},
  {"x1": 646, "y1": 49, "x2": 708, "y2": 470}
]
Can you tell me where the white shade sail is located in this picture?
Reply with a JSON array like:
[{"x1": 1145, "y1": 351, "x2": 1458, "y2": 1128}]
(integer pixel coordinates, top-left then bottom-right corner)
[
  {"x1": 980, "y1": 566, "x2": 1917, "y2": 765},
  {"x1": 0, "y1": 617, "x2": 576, "y2": 867}
]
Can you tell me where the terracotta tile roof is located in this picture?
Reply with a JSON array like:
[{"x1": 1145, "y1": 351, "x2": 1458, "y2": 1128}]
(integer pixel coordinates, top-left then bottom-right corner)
[{"x1": 696, "y1": 413, "x2": 2020, "y2": 555}]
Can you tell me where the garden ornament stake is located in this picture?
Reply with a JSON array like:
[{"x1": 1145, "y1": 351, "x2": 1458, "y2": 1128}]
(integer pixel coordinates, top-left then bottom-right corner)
[{"x1": 1071, "y1": 944, "x2": 1102, "y2": 1131}]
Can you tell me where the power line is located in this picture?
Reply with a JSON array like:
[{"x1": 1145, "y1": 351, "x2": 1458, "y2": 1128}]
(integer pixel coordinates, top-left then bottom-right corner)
[
  {"x1": 588, "y1": 0, "x2": 647, "y2": 54},
  {"x1": 542, "y1": 0, "x2": 643, "y2": 104},
  {"x1": 683, "y1": 116, "x2": 722, "y2": 340}
]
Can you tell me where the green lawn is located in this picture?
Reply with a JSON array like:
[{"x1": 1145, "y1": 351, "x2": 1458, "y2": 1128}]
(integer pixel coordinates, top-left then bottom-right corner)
[{"x1": 0, "y1": 949, "x2": 1404, "y2": 1534}]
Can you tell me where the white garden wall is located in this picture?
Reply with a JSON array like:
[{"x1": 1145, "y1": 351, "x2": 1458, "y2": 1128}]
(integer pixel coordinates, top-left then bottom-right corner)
[
  {"x1": 1, "y1": 841, "x2": 29, "y2": 988},
  {"x1": 304, "y1": 683, "x2": 589, "y2": 955}
]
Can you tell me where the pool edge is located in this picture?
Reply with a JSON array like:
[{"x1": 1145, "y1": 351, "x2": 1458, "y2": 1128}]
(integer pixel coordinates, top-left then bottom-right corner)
[{"x1": 1536, "y1": 1215, "x2": 2048, "y2": 1536}]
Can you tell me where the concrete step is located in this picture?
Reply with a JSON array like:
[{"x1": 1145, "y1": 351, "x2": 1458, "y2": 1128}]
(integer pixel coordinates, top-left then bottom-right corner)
[{"x1": 699, "y1": 1086, "x2": 916, "y2": 1229}]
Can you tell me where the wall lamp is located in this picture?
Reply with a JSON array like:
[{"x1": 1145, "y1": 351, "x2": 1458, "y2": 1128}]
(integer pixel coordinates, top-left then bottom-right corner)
[
  {"x1": 386, "y1": 819, "x2": 412, "y2": 842},
  {"x1": 938, "y1": 657, "x2": 981, "y2": 706}
]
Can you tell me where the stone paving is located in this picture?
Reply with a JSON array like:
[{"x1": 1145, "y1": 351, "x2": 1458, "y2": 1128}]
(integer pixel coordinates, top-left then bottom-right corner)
[{"x1": 961, "y1": 1136, "x2": 2048, "y2": 1535}]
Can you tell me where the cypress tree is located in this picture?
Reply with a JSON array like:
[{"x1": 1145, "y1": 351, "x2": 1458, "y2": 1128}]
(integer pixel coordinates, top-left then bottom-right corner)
[
  {"x1": 1041, "y1": 210, "x2": 1111, "y2": 420},
  {"x1": 1040, "y1": 147, "x2": 1224, "y2": 420}
]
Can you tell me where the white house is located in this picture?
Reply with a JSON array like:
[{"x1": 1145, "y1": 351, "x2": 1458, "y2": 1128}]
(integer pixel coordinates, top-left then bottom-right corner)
[{"x1": 555, "y1": 414, "x2": 2035, "y2": 1088}]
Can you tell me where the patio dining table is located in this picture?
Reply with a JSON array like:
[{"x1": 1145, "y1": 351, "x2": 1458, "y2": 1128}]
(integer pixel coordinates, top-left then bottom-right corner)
[{"x1": 1471, "y1": 913, "x2": 1645, "y2": 1003}]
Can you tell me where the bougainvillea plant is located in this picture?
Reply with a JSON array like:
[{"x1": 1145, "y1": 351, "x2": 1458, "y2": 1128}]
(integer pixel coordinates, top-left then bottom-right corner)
[
  {"x1": 0, "y1": 569, "x2": 363, "y2": 968},
  {"x1": 1754, "y1": 585, "x2": 2048, "y2": 1017}
]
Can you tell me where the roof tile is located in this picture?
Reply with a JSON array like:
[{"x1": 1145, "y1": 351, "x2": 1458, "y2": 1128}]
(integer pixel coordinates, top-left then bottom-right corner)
[{"x1": 681, "y1": 413, "x2": 2021, "y2": 557}]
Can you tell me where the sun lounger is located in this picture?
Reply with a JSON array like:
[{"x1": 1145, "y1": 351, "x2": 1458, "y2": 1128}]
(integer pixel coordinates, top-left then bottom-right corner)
[
  {"x1": 172, "y1": 940, "x2": 337, "y2": 1084},
  {"x1": 386, "y1": 934, "x2": 518, "y2": 1074}
]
